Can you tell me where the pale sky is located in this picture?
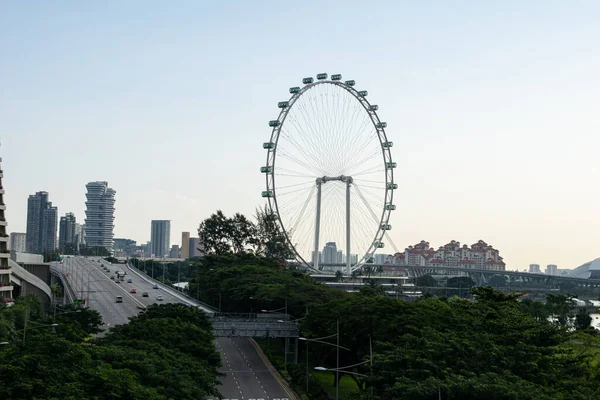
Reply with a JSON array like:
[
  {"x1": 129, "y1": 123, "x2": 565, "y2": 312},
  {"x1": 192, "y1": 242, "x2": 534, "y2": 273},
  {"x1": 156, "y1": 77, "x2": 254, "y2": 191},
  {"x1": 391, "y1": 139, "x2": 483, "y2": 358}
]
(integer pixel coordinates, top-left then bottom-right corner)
[{"x1": 2, "y1": 1, "x2": 599, "y2": 270}]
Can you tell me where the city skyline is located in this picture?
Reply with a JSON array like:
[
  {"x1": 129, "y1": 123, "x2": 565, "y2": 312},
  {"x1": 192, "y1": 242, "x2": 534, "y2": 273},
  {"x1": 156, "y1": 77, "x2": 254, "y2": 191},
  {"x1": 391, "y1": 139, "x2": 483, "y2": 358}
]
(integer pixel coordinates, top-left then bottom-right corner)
[{"x1": 2, "y1": 2, "x2": 600, "y2": 269}]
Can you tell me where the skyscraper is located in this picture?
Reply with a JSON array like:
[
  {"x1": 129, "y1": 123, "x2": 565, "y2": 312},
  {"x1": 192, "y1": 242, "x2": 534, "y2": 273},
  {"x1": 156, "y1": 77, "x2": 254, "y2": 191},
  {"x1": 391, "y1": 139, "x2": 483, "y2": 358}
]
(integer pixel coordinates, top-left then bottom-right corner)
[
  {"x1": 74, "y1": 223, "x2": 85, "y2": 250},
  {"x1": 58, "y1": 212, "x2": 77, "y2": 253},
  {"x1": 181, "y1": 232, "x2": 190, "y2": 259},
  {"x1": 150, "y1": 220, "x2": 171, "y2": 258},
  {"x1": 9, "y1": 232, "x2": 26, "y2": 253},
  {"x1": 26, "y1": 191, "x2": 48, "y2": 254},
  {"x1": 84, "y1": 181, "x2": 116, "y2": 254},
  {"x1": 189, "y1": 237, "x2": 203, "y2": 258},
  {"x1": 41, "y1": 202, "x2": 58, "y2": 253},
  {"x1": 321, "y1": 242, "x2": 344, "y2": 264}
]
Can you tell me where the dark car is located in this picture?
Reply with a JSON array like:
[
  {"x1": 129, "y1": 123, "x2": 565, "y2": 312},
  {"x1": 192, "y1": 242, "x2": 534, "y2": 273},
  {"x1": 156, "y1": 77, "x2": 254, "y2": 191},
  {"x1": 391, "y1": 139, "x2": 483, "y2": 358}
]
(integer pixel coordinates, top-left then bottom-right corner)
[{"x1": 142, "y1": 292, "x2": 149, "y2": 297}]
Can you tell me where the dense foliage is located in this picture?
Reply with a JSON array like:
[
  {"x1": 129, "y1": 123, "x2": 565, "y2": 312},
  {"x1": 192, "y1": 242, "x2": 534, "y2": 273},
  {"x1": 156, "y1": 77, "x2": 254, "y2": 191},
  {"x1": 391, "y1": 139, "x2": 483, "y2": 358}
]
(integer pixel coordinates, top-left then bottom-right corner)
[
  {"x1": 192, "y1": 253, "x2": 345, "y2": 314},
  {"x1": 0, "y1": 298, "x2": 221, "y2": 399},
  {"x1": 198, "y1": 207, "x2": 293, "y2": 260}
]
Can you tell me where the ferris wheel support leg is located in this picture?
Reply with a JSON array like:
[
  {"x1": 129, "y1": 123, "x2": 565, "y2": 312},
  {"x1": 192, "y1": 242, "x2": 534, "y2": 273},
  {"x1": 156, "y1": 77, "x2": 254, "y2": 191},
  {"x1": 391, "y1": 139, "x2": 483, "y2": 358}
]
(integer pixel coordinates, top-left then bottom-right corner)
[
  {"x1": 314, "y1": 180, "x2": 322, "y2": 270},
  {"x1": 346, "y1": 179, "x2": 352, "y2": 276}
]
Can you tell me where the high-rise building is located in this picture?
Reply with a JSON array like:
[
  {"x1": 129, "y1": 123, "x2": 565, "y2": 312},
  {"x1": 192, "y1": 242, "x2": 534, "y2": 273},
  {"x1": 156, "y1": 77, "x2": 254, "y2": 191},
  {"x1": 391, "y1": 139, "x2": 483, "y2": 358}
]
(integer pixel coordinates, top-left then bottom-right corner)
[
  {"x1": 0, "y1": 155, "x2": 14, "y2": 302},
  {"x1": 26, "y1": 191, "x2": 49, "y2": 254},
  {"x1": 9, "y1": 232, "x2": 26, "y2": 253},
  {"x1": 322, "y1": 242, "x2": 343, "y2": 264},
  {"x1": 74, "y1": 223, "x2": 85, "y2": 249},
  {"x1": 150, "y1": 220, "x2": 171, "y2": 258},
  {"x1": 113, "y1": 238, "x2": 137, "y2": 257},
  {"x1": 169, "y1": 245, "x2": 180, "y2": 259},
  {"x1": 546, "y1": 264, "x2": 558, "y2": 275},
  {"x1": 84, "y1": 181, "x2": 116, "y2": 254},
  {"x1": 58, "y1": 212, "x2": 77, "y2": 252},
  {"x1": 181, "y1": 232, "x2": 190, "y2": 259},
  {"x1": 189, "y1": 237, "x2": 203, "y2": 258},
  {"x1": 529, "y1": 264, "x2": 541, "y2": 273},
  {"x1": 41, "y1": 203, "x2": 58, "y2": 253}
]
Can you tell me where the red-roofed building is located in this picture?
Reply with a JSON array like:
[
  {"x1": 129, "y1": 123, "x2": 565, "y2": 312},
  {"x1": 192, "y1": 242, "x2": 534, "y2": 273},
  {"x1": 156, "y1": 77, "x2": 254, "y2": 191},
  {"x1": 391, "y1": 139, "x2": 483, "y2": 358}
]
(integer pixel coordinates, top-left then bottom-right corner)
[{"x1": 390, "y1": 239, "x2": 505, "y2": 271}]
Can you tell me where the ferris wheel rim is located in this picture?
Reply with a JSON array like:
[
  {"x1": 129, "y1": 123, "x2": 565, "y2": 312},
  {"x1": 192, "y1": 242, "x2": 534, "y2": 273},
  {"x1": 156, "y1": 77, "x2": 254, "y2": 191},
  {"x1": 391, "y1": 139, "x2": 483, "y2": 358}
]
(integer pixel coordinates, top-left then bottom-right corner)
[{"x1": 262, "y1": 76, "x2": 395, "y2": 272}]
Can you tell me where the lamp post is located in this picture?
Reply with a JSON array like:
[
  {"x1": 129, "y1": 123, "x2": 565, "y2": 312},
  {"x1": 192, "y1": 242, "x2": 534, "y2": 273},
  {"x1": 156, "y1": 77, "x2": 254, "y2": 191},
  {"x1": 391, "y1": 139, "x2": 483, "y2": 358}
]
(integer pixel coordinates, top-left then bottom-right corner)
[
  {"x1": 261, "y1": 299, "x2": 288, "y2": 317},
  {"x1": 0, "y1": 341, "x2": 9, "y2": 345},
  {"x1": 83, "y1": 279, "x2": 106, "y2": 307},
  {"x1": 299, "y1": 319, "x2": 352, "y2": 400},
  {"x1": 53, "y1": 309, "x2": 82, "y2": 322},
  {"x1": 22, "y1": 321, "x2": 58, "y2": 343}
]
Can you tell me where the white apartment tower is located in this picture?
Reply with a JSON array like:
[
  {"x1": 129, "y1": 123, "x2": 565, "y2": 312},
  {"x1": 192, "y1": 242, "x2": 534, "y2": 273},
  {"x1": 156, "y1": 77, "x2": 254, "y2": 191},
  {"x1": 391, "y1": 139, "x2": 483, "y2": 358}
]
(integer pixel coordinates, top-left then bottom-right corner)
[
  {"x1": 84, "y1": 181, "x2": 116, "y2": 254},
  {"x1": 9, "y1": 232, "x2": 26, "y2": 253}
]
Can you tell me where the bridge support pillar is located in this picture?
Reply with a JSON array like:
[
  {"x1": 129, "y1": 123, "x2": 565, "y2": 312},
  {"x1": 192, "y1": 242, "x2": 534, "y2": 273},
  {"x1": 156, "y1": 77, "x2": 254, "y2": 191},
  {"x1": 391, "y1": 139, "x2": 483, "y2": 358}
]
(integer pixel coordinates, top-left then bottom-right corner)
[{"x1": 295, "y1": 338, "x2": 299, "y2": 364}]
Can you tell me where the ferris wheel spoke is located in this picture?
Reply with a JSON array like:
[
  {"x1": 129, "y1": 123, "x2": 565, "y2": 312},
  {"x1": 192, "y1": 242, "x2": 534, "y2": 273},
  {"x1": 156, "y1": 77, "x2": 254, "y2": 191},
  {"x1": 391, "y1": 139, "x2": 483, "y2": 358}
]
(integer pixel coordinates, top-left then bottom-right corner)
[
  {"x1": 277, "y1": 148, "x2": 322, "y2": 176},
  {"x1": 283, "y1": 117, "x2": 332, "y2": 172},
  {"x1": 293, "y1": 103, "x2": 337, "y2": 173},
  {"x1": 290, "y1": 184, "x2": 316, "y2": 234}
]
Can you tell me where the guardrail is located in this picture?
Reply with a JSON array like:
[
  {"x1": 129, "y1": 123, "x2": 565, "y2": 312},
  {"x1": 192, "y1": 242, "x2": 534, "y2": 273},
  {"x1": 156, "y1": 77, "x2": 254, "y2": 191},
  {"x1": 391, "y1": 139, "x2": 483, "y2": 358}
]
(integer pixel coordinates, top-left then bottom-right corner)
[
  {"x1": 123, "y1": 262, "x2": 217, "y2": 313},
  {"x1": 49, "y1": 267, "x2": 76, "y2": 304}
]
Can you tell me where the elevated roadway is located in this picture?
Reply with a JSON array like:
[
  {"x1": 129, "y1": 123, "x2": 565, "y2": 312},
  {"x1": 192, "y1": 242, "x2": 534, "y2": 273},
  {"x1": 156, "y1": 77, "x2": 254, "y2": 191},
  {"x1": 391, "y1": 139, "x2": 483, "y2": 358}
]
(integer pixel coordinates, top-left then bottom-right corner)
[
  {"x1": 53, "y1": 256, "x2": 187, "y2": 329},
  {"x1": 54, "y1": 256, "x2": 297, "y2": 399}
]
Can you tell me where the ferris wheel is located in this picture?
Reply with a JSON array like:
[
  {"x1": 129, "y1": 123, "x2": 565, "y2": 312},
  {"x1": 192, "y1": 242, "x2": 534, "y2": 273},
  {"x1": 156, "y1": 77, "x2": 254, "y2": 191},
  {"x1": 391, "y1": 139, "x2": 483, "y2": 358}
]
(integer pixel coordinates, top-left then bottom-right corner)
[{"x1": 261, "y1": 73, "x2": 396, "y2": 273}]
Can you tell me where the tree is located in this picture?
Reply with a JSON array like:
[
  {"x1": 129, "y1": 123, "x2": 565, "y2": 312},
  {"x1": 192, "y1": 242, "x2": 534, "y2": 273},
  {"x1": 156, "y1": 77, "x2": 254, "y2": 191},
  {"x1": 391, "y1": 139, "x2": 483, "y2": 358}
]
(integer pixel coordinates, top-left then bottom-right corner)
[
  {"x1": 546, "y1": 293, "x2": 574, "y2": 327},
  {"x1": 447, "y1": 276, "x2": 475, "y2": 288},
  {"x1": 199, "y1": 210, "x2": 259, "y2": 255},
  {"x1": 255, "y1": 204, "x2": 294, "y2": 260},
  {"x1": 79, "y1": 245, "x2": 110, "y2": 257},
  {"x1": 359, "y1": 279, "x2": 386, "y2": 297},
  {"x1": 416, "y1": 274, "x2": 437, "y2": 287},
  {"x1": 574, "y1": 309, "x2": 592, "y2": 331}
]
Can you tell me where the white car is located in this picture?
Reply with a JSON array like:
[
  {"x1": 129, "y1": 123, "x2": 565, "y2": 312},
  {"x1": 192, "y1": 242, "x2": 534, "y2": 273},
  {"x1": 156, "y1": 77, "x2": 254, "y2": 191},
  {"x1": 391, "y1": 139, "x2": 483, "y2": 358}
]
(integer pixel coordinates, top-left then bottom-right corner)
[{"x1": 156, "y1": 295, "x2": 164, "y2": 301}]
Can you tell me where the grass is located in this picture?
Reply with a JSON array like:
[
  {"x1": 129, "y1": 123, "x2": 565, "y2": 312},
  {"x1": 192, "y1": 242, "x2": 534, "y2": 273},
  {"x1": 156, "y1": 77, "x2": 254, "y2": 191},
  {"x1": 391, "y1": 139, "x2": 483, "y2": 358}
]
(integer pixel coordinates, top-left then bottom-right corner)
[{"x1": 312, "y1": 370, "x2": 360, "y2": 398}]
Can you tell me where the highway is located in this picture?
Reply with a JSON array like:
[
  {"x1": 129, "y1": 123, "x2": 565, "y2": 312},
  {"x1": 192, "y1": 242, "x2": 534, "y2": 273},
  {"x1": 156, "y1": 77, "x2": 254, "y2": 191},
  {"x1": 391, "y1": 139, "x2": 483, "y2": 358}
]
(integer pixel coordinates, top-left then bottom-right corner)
[
  {"x1": 214, "y1": 337, "x2": 293, "y2": 400},
  {"x1": 53, "y1": 256, "x2": 184, "y2": 330},
  {"x1": 54, "y1": 256, "x2": 296, "y2": 399}
]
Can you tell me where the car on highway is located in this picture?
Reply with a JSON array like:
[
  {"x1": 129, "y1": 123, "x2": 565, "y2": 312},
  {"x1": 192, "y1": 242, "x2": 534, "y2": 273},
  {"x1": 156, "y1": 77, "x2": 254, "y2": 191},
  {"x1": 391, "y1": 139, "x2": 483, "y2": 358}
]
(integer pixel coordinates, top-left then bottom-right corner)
[
  {"x1": 130, "y1": 288, "x2": 137, "y2": 294},
  {"x1": 115, "y1": 279, "x2": 121, "y2": 284},
  {"x1": 110, "y1": 275, "x2": 115, "y2": 280},
  {"x1": 156, "y1": 295, "x2": 164, "y2": 301},
  {"x1": 153, "y1": 284, "x2": 159, "y2": 289},
  {"x1": 106, "y1": 269, "x2": 110, "y2": 272},
  {"x1": 116, "y1": 296, "x2": 123, "y2": 303},
  {"x1": 142, "y1": 292, "x2": 149, "y2": 297},
  {"x1": 127, "y1": 279, "x2": 132, "y2": 283}
]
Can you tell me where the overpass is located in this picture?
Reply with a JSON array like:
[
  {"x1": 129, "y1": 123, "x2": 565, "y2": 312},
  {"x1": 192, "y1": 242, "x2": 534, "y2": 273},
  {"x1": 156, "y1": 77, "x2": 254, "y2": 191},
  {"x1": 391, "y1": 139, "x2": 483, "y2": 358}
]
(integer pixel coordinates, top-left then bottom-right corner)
[
  {"x1": 9, "y1": 259, "x2": 52, "y2": 306},
  {"x1": 309, "y1": 263, "x2": 600, "y2": 287},
  {"x1": 51, "y1": 256, "x2": 298, "y2": 400}
]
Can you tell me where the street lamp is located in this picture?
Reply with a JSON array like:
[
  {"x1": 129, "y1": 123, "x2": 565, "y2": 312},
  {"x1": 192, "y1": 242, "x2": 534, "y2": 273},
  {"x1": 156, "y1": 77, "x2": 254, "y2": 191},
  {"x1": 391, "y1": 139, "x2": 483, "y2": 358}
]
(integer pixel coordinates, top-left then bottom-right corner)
[
  {"x1": 0, "y1": 341, "x2": 9, "y2": 345},
  {"x1": 299, "y1": 320, "x2": 348, "y2": 399},
  {"x1": 53, "y1": 309, "x2": 82, "y2": 322},
  {"x1": 262, "y1": 299, "x2": 288, "y2": 317},
  {"x1": 83, "y1": 279, "x2": 106, "y2": 307},
  {"x1": 313, "y1": 335, "x2": 373, "y2": 399},
  {"x1": 22, "y1": 321, "x2": 59, "y2": 343}
]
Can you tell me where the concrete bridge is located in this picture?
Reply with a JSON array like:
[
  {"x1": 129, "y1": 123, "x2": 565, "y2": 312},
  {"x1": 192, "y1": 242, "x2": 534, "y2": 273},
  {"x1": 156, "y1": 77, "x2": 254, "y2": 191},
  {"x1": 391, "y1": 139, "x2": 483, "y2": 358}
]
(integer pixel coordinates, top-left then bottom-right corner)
[{"x1": 308, "y1": 263, "x2": 600, "y2": 288}]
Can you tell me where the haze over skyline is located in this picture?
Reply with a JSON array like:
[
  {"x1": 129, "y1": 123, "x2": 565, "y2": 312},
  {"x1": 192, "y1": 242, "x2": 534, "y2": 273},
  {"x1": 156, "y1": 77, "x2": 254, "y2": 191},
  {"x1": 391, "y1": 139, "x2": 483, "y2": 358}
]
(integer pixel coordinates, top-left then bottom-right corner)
[{"x1": 2, "y1": 1, "x2": 599, "y2": 270}]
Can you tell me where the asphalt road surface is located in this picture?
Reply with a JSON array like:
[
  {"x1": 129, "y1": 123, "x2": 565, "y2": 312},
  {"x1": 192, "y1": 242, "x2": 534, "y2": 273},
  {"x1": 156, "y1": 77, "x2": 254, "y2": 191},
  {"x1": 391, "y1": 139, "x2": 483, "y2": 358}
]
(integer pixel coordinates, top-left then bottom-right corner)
[
  {"x1": 53, "y1": 256, "x2": 183, "y2": 330},
  {"x1": 214, "y1": 337, "x2": 293, "y2": 400},
  {"x1": 55, "y1": 256, "x2": 294, "y2": 400}
]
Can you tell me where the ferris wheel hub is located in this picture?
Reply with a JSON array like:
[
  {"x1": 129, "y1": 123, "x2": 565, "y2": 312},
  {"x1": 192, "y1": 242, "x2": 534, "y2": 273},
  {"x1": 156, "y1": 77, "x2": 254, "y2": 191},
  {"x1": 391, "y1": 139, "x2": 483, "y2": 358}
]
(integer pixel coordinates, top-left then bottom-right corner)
[{"x1": 317, "y1": 175, "x2": 353, "y2": 184}]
